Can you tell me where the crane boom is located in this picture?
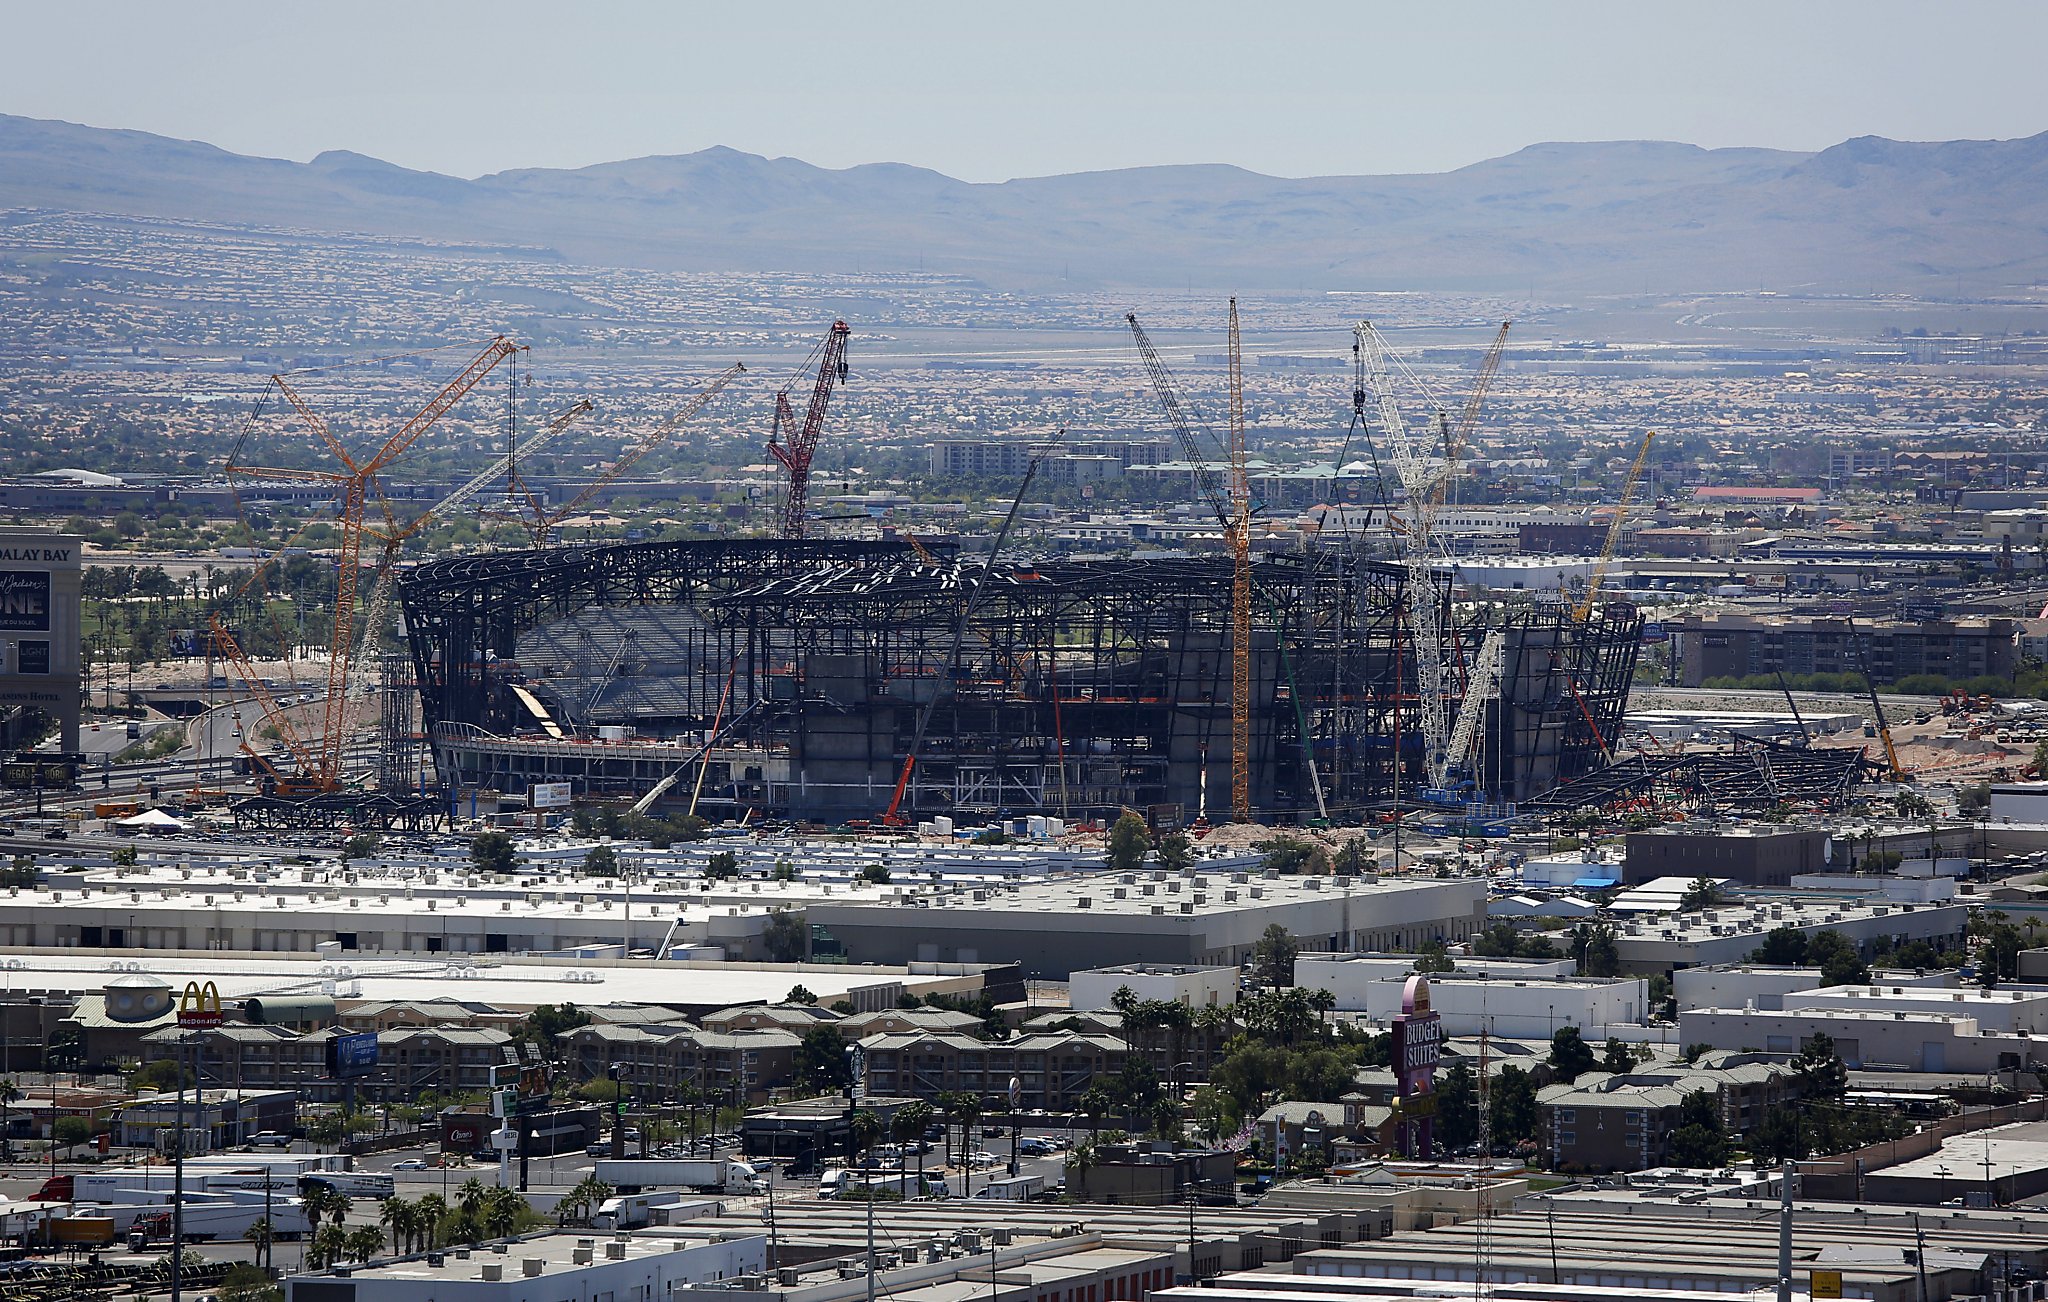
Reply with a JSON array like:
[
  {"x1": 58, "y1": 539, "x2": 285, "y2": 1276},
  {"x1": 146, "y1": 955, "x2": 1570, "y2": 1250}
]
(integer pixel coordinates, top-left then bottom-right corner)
[
  {"x1": 882, "y1": 429, "x2": 1065, "y2": 826},
  {"x1": 535, "y1": 364, "x2": 744, "y2": 543},
  {"x1": 1573, "y1": 429, "x2": 1655, "y2": 622},
  {"x1": 1225, "y1": 299, "x2": 1253, "y2": 822},
  {"x1": 1846, "y1": 616, "x2": 1908, "y2": 780},
  {"x1": 1444, "y1": 627, "x2": 1506, "y2": 779},
  {"x1": 769, "y1": 323, "x2": 850, "y2": 539},
  {"x1": 212, "y1": 335, "x2": 521, "y2": 791},
  {"x1": 1356, "y1": 322, "x2": 1453, "y2": 791},
  {"x1": 1122, "y1": 314, "x2": 1233, "y2": 530}
]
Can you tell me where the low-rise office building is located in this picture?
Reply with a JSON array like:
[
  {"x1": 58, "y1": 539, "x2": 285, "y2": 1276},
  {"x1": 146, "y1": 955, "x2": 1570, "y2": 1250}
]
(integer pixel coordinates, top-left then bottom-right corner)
[
  {"x1": 1069, "y1": 964, "x2": 1238, "y2": 1012},
  {"x1": 1296, "y1": 966, "x2": 1646, "y2": 1040}
]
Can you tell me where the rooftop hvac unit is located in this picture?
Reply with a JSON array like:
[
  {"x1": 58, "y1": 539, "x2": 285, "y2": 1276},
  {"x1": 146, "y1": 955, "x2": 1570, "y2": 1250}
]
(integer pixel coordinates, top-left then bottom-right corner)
[
  {"x1": 480, "y1": 1264, "x2": 503, "y2": 1282},
  {"x1": 522, "y1": 1258, "x2": 545, "y2": 1278}
]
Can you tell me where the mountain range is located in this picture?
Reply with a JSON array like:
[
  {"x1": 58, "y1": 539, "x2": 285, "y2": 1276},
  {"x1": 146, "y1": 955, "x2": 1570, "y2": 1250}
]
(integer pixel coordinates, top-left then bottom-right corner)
[{"x1": 3, "y1": 112, "x2": 2045, "y2": 294}]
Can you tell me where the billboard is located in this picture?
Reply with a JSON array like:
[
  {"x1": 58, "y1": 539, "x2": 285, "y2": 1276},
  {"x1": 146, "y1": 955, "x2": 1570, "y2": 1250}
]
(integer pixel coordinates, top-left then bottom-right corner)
[
  {"x1": 529, "y1": 782, "x2": 572, "y2": 810},
  {"x1": 327, "y1": 1030, "x2": 380, "y2": 1080},
  {"x1": 0, "y1": 572, "x2": 50, "y2": 632},
  {"x1": 177, "y1": 981, "x2": 225, "y2": 1030}
]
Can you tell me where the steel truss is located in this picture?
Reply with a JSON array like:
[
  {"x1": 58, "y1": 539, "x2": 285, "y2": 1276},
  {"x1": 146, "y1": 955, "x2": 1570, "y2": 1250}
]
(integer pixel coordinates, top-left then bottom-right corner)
[{"x1": 397, "y1": 540, "x2": 1643, "y2": 822}]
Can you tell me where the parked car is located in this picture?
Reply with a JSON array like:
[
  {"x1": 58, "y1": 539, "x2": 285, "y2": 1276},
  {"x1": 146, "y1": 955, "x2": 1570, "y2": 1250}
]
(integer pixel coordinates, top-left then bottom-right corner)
[
  {"x1": 249, "y1": 1132, "x2": 292, "y2": 1148},
  {"x1": 393, "y1": 1159, "x2": 429, "y2": 1171}
]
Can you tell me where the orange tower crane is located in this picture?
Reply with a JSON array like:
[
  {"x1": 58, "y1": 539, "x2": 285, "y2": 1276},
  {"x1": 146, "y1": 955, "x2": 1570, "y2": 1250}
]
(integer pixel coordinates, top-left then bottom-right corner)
[{"x1": 214, "y1": 335, "x2": 521, "y2": 791}]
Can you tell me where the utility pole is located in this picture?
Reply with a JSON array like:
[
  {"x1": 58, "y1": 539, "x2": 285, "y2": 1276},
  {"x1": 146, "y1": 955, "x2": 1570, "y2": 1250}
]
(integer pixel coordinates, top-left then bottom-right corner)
[{"x1": 1776, "y1": 1160, "x2": 1793, "y2": 1302}]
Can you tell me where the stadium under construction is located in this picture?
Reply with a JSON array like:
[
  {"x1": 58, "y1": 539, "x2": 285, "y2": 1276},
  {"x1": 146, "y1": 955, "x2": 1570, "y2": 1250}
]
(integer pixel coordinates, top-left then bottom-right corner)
[{"x1": 392, "y1": 537, "x2": 1644, "y2": 826}]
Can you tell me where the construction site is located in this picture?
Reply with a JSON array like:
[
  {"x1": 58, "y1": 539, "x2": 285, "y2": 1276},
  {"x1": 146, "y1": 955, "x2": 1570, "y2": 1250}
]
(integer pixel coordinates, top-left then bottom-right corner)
[{"x1": 198, "y1": 314, "x2": 1883, "y2": 832}]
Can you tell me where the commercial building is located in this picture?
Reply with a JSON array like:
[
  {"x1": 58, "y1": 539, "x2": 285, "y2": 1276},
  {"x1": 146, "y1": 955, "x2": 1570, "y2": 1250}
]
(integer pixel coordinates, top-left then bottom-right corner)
[
  {"x1": 0, "y1": 530, "x2": 81, "y2": 754},
  {"x1": 808, "y1": 871, "x2": 1486, "y2": 978},
  {"x1": 284, "y1": 1229, "x2": 767, "y2": 1302},
  {"x1": 1782, "y1": 983, "x2": 2048, "y2": 1035},
  {"x1": 1538, "y1": 1052, "x2": 1801, "y2": 1173},
  {"x1": 1068, "y1": 964, "x2": 1237, "y2": 1012},
  {"x1": 1622, "y1": 825, "x2": 1830, "y2": 887},
  {"x1": 1291, "y1": 962, "x2": 1646, "y2": 1040},
  {"x1": 1673, "y1": 612, "x2": 2016, "y2": 687},
  {"x1": 1609, "y1": 898, "x2": 1969, "y2": 974},
  {"x1": 1671, "y1": 963, "x2": 1956, "y2": 1014},
  {"x1": 1678, "y1": 1005, "x2": 2037, "y2": 1073}
]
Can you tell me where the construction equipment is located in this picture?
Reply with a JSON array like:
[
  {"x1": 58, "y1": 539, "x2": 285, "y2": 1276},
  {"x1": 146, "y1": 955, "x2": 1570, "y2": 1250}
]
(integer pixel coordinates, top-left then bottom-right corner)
[
  {"x1": 1441, "y1": 627, "x2": 1507, "y2": 786},
  {"x1": 1775, "y1": 669, "x2": 1812, "y2": 748},
  {"x1": 881, "y1": 429, "x2": 1064, "y2": 827},
  {"x1": 215, "y1": 335, "x2": 522, "y2": 792},
  {"x1": 514, "y1": 364, "x2": 744, "y2": 544},
  {"x1": 1354, "y1": 322, "x2": 1455, "y2": 791},
  {"x1": 1422, "y1": 321, "x2": 1511, "y2": 521},
  {"x1": 1846, "y1": 616, "x2": 1908, "y2": 781},
  {"x1": 348, "y1": 398, "x2": 593, "y2": 697},
  {"x1": 769, "y1": 322, "x2": 851, "y2": 538},
  {"x1": 1573, "y1": 429, "x2": 1655, "y2": 622},
  {"x1": 1125, "y1": 308, "x2": 1253, "y2": 821},
  {"x1": 1224, "y1": 299, "x2": 1253, "y2": 822}
]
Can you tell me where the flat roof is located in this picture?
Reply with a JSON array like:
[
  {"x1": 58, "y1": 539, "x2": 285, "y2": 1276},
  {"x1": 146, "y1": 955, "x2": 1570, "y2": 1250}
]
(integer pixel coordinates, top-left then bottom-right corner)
[{"x1": 0, "y1": 949, "x2": 967, "y2": 1012}]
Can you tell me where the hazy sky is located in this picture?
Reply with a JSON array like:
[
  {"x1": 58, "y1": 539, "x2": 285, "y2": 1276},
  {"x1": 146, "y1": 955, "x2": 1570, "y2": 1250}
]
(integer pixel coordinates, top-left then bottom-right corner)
[{"x1": 8, "y1": 1, "x2": 2044, "y2": 182}]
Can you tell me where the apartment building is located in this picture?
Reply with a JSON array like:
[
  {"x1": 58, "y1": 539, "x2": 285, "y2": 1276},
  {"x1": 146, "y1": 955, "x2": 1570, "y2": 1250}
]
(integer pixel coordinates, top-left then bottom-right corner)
[
  {"x1": 1540, "y1": 1052, "x2": 1802, "y2": 1172},
  {"x1": 1675, "y1": 613, "x2": 2016, "y2": 686}
]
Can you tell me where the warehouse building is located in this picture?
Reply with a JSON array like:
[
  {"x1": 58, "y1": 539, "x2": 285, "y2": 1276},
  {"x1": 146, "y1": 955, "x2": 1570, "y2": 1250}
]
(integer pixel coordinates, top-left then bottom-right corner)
[
  {"x1": 1611, "y1": 899, "x2": 1969, "y2": 974},
  {"x1": 807, "y1": 870, "x2": 1486, "y2": 978}
]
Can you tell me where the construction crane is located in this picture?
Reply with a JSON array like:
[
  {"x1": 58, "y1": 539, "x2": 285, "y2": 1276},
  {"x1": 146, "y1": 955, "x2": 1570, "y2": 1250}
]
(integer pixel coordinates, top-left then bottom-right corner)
[
  {"x1": 1125, "y1": 308, "x2": 1254, "y2": 821},
  {"x1": 510, "y1": 364, "x2": 744, "y2": 545},
  {"x1": 1355, "y1": 322, "x2": 1456, "y2": 792},
  {"x1": 1573, "y1": 428, "x2": 1656, "y2": 622},
  {"x1": 1442, "y1": 627, "x2": 1506, "y2": 785},
  {"x1": 1846, "y1": 616, "x2": 1908, "y2": 781},
  {"x1": 1225, "y1": 299, "x2": 1253, "y2": 822},
  {"x1": 881, "y1": 429, "x2": 1065, "y2": 827},
  {"x1": 214, "y1": 335, "x2": 522, "y2": 792},
  {"x1": 348, "y1": 399, "x2": 594, "y2": 697},
  {"x1": 769, "y1": 322, "x2": 851, "y2": 538},
  {"x1": 1421, "y1": 321, "x2": 1511, "y2": 523}
]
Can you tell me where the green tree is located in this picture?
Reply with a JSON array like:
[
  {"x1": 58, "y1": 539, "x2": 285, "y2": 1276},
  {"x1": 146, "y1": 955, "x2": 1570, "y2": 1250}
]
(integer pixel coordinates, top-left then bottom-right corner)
[
  {"x1": 1254, "y1": 923, "x2": 1299, "y2": 989},
  {"x1": 1601, "y1": 1038, "x2": 1638, "y2": 1075},
  {"x1": 1414, "y1": 940, "x2": 1456, "y2": 973},
  {"x1": 705, "y1": 851, "x2": 740, "y2": 880},
  {"x1": 1107, "y1": 812, "x2": 1149, "y2": 873},
  {"x1": 1666, "y1": 1089, "x2": 1727, "y2": 1166},
  {"x1": 1678, "y1": 876, "x2": 1725, "y2": 911},
  {"x1": 848, "y1": 1108, "x2": 884, "y2": 1159},
  {"x1": 340, "y1": 833, "x2": 381, "y2": 862},
  {"x1": 515, "y1": 1002, "x2": 590, "y2": 1053},
  {"x1": 860, "y1": 863, "x2": 891, "y2": 884},
  {"x1": 469, "y1": 832, "x2": 517, "y2": 876},
  {"x1": 786, "y1": 984, "x2": 817, "y2": 1005},
  {"x1": 52, "y1": 1115, "x2": 92, "y2": 1153},
  {"x1": 1257, "y1": 834, "x2": 1325, "y2": 875},
  {"x1": 583, "y1": 845, "x2": 620, "y2": 877},
  {"x1": 1155, "y1": 830, "x2": 1194, "y2": 871},
  {"x1": 1751, "y1": 926, "x2": 1809, "y2": 965},
  {"x1": 772, "y1": 860, "x2": 796, "y2": 882},
  {"x1": 764, "y1": 910, "x2": 807, "y2": 963},
  {"x1": 1436, "y1": 1061, "x2": 1481, "y2": 1150},
  {"x1": 1488, "y1": 1064, "x2": 1539, "y2": 1146},
  {"x1": 1790, "y1": 1033, "x2": 1848, "y2": 1100},
  {"x1": 1573, "y1": 922, "x2": 1620, "y2": 977},
  {"x1": 794, "y1": 1026, "x2": 851, "y2": 1092},
  {"x1": 1806, "y1": 930, "x2": 1870, "y2": 986},
  {"x1": 1548, "y1": 1026, "x2": 1597, "y2": 1083}
]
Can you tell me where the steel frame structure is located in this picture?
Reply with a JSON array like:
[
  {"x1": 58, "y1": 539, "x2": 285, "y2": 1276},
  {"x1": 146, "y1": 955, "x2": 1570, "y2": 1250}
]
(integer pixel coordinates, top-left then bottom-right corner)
[{"x1": 396, "y1": 539, "x2": 1644, "y2": 821}]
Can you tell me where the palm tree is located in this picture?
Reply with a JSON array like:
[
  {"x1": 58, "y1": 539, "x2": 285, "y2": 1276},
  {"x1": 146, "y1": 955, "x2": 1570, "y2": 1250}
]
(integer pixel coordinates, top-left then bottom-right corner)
[
  {"x1": 1079, "y1": 1084, "x2": 1112, "y2": 1141},
  {"x1": 848, "y1": 1109, "x2": 883, "y2": 1164},
  {"x1": 894, "y1": 1102, "x2": 935, "y2": 1187},
  {"x1": 480, "y1": 1186, "x2": 526, "y2": 1239},
  {"x1": 345, "y1": 1224, "x2": 385, "y2": 1264},
  {"x1": 935, "y1": 1092, "x2": 966, "y2": 1167},
  {"x1": 309, "y1": 1224, "x2": 348, "y2": 1271},
  {"x1": 298, "y1": 1185, "x2": 338, "y2": 1239},
  {"x1": 413, "y1": 1194, "x2": 448, "y2": 1251},
  {"x1": 243, "y1": 1218, "x2": 275, "y2": 1270},
  {"x1": 454, "y1": 1178, "x2": 487, "y2": 1223},
  {"x1": 379, "y1": 1196, "x2": 414, "y2": 1255}
]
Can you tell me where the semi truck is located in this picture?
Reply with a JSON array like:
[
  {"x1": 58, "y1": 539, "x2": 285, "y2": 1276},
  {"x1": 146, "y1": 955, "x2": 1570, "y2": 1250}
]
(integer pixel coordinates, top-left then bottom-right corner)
[
  {"x1": 593, "y1": 1158, "x2": 765, "y2": 1195},
  {"x1": 818, "y1": 1169, "x2": 950, "y2": 1200},
  {"x1": 971, "y1": 1174, "x2": 1045, "y2": 1201},
  {"x1": 126, "y1": 1197, "x2": 312, "y2": 1246},
  {"x1": 589, "y1": 1191, "x2": 711, "y2": 1231}
]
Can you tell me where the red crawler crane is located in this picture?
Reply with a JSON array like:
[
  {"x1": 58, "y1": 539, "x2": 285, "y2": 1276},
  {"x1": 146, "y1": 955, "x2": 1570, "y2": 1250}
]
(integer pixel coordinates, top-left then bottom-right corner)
[{"x1": 768, "y1": 320, "x2": 850, "y2": 538}]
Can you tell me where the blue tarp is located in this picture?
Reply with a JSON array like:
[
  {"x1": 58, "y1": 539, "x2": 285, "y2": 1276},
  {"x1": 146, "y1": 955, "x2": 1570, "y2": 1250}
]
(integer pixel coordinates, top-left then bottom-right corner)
[{"x1": 1571, "y1": 873, "x2": 1619, "y2": 888}]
